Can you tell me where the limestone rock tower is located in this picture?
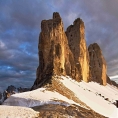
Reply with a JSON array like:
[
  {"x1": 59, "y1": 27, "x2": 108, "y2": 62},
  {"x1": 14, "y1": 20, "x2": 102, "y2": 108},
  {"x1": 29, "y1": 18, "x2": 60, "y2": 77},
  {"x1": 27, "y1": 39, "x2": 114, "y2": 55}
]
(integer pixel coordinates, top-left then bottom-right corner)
[
  {"x1": 88, "y1": 43, "x2": 107, "y2": 85},
  {"x1": 66, "y1": 18, "x2": 90, "y2": 82}
]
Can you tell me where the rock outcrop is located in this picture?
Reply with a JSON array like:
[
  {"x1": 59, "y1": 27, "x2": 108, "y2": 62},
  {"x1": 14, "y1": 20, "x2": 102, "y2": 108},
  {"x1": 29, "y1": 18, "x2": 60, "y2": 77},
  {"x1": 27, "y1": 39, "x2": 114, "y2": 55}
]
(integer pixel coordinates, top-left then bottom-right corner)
[
  {"x1": 32, "y1": 12, "x2": 74, "y2": 89},
  {"x1": 88, "y1": 43, "x2": 107, "y2": 85},
  {"x1": 66, "y1": 18, "x2": 89, "y2": 82},
  {"x1": 32, "y1": 104, "x2": 106, "y2": 118},
  {"x1": 0, "y1": 92, "x2": 3, "y2": 104},
  {"x1": 32, "y1": 12, "x2": 90, "y2": 89},
  {"x1": 107, "y1": 76, "x2": 112, "y2": 85},
  {"x1": 0, "y1": 85, "x2": 30, "y2": 104},
  {"x1": 32, "y1": 12, "x2": 111, "y2": 89}
]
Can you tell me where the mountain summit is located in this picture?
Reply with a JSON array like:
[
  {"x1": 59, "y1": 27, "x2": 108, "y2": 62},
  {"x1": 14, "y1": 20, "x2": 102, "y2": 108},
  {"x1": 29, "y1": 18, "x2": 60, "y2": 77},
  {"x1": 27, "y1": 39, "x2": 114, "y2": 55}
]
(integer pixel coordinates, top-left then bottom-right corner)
[
  {"x1": 32, "y1": 12, "x2": 109, "y2": 89},
  {"x1": 2, "y1": 12, "x2": 118, "y2": 118}
]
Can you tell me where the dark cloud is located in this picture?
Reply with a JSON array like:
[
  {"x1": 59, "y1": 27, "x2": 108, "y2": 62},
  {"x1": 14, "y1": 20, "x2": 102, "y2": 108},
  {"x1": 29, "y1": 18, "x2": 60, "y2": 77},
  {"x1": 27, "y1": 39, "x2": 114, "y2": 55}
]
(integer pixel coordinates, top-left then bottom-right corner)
[{"x1": 0, "y1": 0, "x2": 118, "y2": 91}]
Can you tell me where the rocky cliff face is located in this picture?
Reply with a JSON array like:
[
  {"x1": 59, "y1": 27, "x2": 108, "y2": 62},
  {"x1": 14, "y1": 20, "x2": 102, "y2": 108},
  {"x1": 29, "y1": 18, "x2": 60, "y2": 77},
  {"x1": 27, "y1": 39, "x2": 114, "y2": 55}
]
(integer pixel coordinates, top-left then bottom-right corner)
[
  {"x1": 66, "y1": 18, "x2": 89, "y2": 82},
  {"x1": 32, "y1": 12, "x2": 75, "y2": 89},
  {"x1": 32, "y1": 12, "x2": 90, "y2": 89},
  {"x1": 88, "y1": 43, "x2": 107, "y2": 85},
  {"x1": 32, "y1": 12, "x2": 110, "y2": 89}
]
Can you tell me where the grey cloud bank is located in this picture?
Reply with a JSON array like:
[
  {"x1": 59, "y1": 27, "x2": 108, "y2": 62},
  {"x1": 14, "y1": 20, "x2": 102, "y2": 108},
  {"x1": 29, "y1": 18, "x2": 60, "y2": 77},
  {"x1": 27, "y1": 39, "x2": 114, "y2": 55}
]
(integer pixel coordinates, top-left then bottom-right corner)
[{"x1": 0, "y1": 0, "x2": 118, "y2": 91}]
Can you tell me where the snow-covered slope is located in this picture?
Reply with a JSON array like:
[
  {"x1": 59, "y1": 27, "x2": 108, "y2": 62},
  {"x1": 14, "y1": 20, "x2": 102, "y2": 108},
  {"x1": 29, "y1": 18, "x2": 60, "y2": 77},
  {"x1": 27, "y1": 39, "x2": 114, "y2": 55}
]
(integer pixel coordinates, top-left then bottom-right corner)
[
  {"x1": 2, "y1": 76, "x2": 118, "y2": 117},
  {"x1": 60, "y1": 76, "x2": 118, "y2": 118},
  {"x1": 0, "y1": 105, "x2": 39, "y2": 118},
  {"x1": 3, "y1": 87, "x2": 81, "y2": 107}
]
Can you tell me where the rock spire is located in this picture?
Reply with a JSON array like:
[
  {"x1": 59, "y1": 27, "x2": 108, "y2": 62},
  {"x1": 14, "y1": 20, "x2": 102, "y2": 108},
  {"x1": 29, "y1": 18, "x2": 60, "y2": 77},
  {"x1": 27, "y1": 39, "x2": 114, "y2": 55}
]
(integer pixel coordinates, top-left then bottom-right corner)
[
  {"x1": 32, "y1": 12, "x2": 110, "y2": 89},
  {"x1": 88, "y1": 43, "x2": 107, "y2": 85},
  {"x1": 66, "y1": 18, "x2": 89, "y2": 82},
  {"x1": 32, "y1": 12, "x2": 75, "y2": 89}
]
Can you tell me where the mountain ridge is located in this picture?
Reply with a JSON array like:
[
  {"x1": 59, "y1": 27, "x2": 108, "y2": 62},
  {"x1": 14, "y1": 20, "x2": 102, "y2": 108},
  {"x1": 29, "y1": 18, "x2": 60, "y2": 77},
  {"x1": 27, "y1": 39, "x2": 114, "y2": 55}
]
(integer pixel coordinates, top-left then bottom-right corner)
[
  {"x1": 32, "y1": 12, "x2": 111, "y2": 89},
  {"x1": 1, "y1": 12, "x2": 118, "y2": 118}
]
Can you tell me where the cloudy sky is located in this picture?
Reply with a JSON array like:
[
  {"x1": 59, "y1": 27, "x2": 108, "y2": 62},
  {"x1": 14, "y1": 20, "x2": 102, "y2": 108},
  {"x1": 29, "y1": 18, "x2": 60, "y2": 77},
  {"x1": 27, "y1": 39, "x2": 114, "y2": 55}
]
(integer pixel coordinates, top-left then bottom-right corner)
[{"x1": 0, "y1": 0, "x2": 118, "y2": 91}]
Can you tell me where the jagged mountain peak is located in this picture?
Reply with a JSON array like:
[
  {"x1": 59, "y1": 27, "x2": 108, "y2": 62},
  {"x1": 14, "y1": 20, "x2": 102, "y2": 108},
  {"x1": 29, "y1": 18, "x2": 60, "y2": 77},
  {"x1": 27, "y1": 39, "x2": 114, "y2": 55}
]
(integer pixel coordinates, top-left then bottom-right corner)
[
  {"x1": 1, "y1": 12, "x2": 118, "y2": 118},
  {"x1": 32, "y1": 12, "x2": 110, "y2": 89}
]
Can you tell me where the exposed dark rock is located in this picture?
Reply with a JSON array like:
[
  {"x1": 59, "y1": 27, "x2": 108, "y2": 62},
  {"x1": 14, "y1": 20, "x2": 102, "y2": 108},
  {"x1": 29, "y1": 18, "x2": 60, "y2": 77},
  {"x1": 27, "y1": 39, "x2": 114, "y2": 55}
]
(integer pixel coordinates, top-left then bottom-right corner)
[
  {"x1": 32, "y1": 104, "x2": 106, "y2": 118},
  {"x1": 107, "y1": 76, "x2": 112, "y2": 85},
  {"x1": 111, "y1": 80, "x2": 118, "y2": 88},
  {"x1": 6, "y1": 85, "x2": 16, "y2": 93},
  {"x1": 0, "y1": 92, "x2": 3, "y2": 105},
  {"x1": 0, "y1": 85, "x2": 30, "y2": 104},
  {"x1": 17, "y1": 87, "x2": 30, "y2": 92},
  {"x1": 0, "y1": 92, "x2": 2, "y2": 100}
]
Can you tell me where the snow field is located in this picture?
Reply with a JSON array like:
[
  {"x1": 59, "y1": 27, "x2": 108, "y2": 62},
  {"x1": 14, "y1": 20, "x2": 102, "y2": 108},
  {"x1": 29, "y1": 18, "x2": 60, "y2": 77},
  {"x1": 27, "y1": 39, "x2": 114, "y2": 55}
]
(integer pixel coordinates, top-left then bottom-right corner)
[
  {"x1": 60, "y1": 76, "x2": 118, "y2": 118},
  {"x1": 2, "y1": 76, "x2": 118, "y2": 117},
  {"x1": 3, "y1": 88, "x2": 81, "y2": 107},
  {"x1": 0, "y1": 105, "x2": 39, "y2": 118}
]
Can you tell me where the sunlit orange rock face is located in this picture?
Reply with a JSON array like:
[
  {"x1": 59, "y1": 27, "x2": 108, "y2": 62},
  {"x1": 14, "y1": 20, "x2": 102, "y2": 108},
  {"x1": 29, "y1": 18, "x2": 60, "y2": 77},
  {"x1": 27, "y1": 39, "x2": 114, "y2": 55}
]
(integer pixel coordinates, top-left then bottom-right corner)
[
  {"x1": 32, "y1": 12, "x2": 108, "y2": 89},
  {"x1": 32, "y1": 12, "x2": 75, "y2": 89},
  {"x1": 88, "y1": 43, "x2": 107, "y2": 85},
  {"x1": 66, "y1": 18, "x2": 90, "y2": 82}
]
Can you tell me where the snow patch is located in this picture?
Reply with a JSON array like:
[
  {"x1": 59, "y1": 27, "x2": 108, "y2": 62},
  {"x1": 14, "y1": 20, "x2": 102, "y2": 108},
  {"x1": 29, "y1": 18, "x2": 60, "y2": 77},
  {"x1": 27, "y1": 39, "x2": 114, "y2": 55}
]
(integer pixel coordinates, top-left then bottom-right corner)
[
  {"x1": 3, "y1": 88, "x2": 80, "y2": 108},
  {"x1": 0, "y1": 105, "x2": 39, "y2": 118}
]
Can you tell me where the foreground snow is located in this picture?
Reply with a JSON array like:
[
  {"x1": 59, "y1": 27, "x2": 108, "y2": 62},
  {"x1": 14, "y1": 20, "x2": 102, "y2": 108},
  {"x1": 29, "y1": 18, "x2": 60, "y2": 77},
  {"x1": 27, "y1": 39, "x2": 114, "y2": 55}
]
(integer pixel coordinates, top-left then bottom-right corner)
[
  {"x1": 3, "y1": 87, "x2": 80, "y2": 107},
  {"x1": 60, "y1": 76, "x2": 118, "y2": 118},
  {"x1": 0, "y1": 105, "x2": 39, "y2": 118},
  {"x1": 2, "y1": 76, "x2": 118, "y2": 117}
]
